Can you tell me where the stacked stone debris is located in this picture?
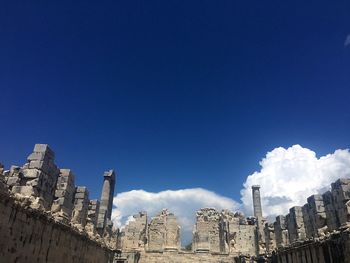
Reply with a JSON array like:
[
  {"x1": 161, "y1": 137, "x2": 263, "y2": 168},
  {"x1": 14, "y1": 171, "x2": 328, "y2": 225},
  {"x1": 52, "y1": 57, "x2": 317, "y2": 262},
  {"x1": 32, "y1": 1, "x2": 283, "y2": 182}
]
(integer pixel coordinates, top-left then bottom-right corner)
[
  {"x1": 86, "y1": 199, "x2": 100, "y2": 231},
  {"x1": 4, "y1": 166, "x2": 23, "y2": 189},
  {"x1": 87, "y1": 199, "x2": 100, "y2": 226},
  {"x1": 71, "y1": 186, "x2": 89, "y2": 230},
  {"x1": 12, "y1": 144, "x2": 60, "y2": 210},
  {"x1": 51, "y1": 169, "x2": 75, "y2": 223}
]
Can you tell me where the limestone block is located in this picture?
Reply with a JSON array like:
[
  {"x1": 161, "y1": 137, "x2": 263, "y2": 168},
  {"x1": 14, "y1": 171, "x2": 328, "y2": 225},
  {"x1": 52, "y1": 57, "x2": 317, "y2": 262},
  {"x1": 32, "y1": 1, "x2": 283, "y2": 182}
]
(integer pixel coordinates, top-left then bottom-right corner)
[
  {"x1": 302, "y1": 204, "x2": 313, "y2": 239},
  {"x1": 332, "y1": 179, "x2": 350, "y2": 227},
  {"x1": 6, "y1": 176, "x2": 21, "y2": 186},
  {"x1": 287, "y1": 206, "x2": 306, "y2": 243},
  {"x1": 12, "y1": 185, "x2": 39, "y2": 196},
  {"x1": 323, "y1": 191, "x2": 339, "y2": 232},
  {"x1": 22, "y1": 168, "x2": 42, "y2": 178},
  {"x1": 33, "y1": 143, "x2": 55, "y2": 158}
]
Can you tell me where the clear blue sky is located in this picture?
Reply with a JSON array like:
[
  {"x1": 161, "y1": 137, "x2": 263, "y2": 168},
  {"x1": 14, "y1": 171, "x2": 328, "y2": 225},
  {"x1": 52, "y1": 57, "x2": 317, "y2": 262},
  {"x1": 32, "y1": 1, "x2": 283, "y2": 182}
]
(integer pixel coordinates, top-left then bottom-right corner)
[{"x1": 0, "y1": 1, "x2": 349, "y2": 200}]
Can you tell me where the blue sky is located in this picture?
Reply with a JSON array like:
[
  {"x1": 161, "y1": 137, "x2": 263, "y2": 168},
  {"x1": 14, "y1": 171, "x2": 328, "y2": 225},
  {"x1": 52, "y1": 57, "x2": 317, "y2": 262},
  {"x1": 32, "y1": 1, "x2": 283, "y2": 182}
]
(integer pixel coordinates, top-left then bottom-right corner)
[{"x1": 1, "y1": 0, "x2": 350, "y2": 208}]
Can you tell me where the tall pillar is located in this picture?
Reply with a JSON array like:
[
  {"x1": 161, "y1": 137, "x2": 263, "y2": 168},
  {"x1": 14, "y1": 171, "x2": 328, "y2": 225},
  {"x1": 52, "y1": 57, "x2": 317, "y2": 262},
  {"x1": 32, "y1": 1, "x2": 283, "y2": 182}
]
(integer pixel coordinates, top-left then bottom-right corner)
[
  {"x1": 252, "y1": 185, "x2": 263, "y2": 218},
  {"x1": 97, "y1": 170, "x2": 116, "y2": 231}
]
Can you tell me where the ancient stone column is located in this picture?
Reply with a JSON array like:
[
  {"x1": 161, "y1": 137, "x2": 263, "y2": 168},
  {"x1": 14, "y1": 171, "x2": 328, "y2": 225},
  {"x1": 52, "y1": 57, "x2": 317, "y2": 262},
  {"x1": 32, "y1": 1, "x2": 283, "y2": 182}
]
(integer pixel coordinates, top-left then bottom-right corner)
[
  {"x1": 252, "y1": 185, "x2": 263, "y2": 218},
  {"x1": 97, "y1": 170, "x2": 116, "y2": 231}
]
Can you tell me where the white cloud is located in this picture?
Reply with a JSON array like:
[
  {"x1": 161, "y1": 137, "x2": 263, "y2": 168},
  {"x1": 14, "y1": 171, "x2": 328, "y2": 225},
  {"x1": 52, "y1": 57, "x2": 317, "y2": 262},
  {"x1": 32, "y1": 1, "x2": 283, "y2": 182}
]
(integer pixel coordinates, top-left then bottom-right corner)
[
  {"x1": 345, "y1": 34, "x2": 350, "y2": 47},
  {"x1": 240, "y1": 145, "x2": 350, "y2": 220},
  {"x1": 112, "y1": 188, "x2": 239, "y2": 244}
]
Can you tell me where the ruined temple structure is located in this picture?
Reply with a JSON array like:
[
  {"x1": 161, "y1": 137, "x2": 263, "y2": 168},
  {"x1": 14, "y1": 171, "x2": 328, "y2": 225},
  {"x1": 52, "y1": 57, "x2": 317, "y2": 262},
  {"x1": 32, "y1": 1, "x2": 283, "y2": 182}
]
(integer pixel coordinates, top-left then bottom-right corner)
[
  {"x1": 1, "y1": 144, "x2": 350, "y2": 263},
  {"x1": 119, "y1": 181, "x2": 350, "y2": 263},
  {"x1": 0, "y1": 144, "x2": 117, "y2": 262}
]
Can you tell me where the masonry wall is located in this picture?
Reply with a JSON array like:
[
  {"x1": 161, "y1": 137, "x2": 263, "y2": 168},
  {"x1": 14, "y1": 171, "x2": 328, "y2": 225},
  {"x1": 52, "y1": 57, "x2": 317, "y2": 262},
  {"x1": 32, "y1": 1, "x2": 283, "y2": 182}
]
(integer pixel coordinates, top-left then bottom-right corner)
[
  {"x1": 123, "y1": 251, "x2": 236, "y2": 263},
  {"x1": 0, "y1": 190, "x2": 114, "y2": 263},
  {"x1": 272, "y1": 231, "x2": 350, "y2": 263}
]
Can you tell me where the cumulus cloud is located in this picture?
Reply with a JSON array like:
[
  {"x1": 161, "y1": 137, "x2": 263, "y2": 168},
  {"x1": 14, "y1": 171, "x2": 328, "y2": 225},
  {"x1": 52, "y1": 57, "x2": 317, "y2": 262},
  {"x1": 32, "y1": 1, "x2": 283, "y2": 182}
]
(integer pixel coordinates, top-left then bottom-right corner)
[
  {"x1": 112, "y1": 188, "x2": 239, "y2": 244},
  {"x1": 241, "y1": 145, "x2": 350, "y2": 220}
]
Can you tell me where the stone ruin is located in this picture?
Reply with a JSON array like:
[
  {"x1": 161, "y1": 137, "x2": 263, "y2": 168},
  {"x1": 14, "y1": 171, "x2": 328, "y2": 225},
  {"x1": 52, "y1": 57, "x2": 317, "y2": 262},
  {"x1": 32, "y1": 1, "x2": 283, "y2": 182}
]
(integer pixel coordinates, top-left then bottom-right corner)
[
  {"x1": 1, "y1": 143, "x2": 350, "y2": 262},
  {"x1": 118, "y1": 180, "x2": 350, "y2": 262},
  {"x1": 0, "y1": 144, "x2": 118, "y2": 254}
]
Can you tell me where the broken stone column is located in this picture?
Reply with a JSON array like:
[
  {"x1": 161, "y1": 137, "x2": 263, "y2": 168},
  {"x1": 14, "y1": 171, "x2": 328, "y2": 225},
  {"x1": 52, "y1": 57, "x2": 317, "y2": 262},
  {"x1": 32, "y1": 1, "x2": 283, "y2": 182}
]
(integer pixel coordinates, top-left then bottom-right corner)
[
  {"x1": 192, "y1": 208, "x2": 222, "y2": 253},
  {"x1": 274, "y1": 215, "x2": 289, "y2": 248},
  {"x1": 12, "y1": 144, "x2": 60, "y2": 210},
  {"x1": 51, "y1": 169, "x2": 75, "y2": 223},
  {"x1": 331, "y1": 178, "x2": 350, "y2": 228},
  {"x1": 307, "y1": 194, "x2": 327, "y2": 237},
  {"x1": 121, "y1": 211, "x2": 148, "y2": 251},
  {"x1": 71, "y1": 186, "x2": 89, "y2": 230},
  {"x1": 97, "y1": 170, "x2": 116, "y2": 232},
  {"x1": 147, "y1": 209, "x2": 180, "y2": 252},
  {"x1": 323, "y1": 191, "x2": 339, "y2": 232},
  {"x1": 287, "y1": 206, "x2": 306, "y2": 243}
]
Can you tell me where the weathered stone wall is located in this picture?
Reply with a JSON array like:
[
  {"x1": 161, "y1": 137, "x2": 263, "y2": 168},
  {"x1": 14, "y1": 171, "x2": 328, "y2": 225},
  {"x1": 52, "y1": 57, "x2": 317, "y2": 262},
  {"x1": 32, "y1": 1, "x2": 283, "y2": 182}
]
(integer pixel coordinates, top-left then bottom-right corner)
[
  {"x1": 121, "y1": 212, "x2": 148, "y2": 251},
  {"x1": 147, "y1": 209, "x2": 181, "y2": 252},
  {"x1": 123, "y1": 251, "x2": 236, "y2": 263},
  {"x1": 272, "y1": 230, "x2": 350, "y2": 263},
  {"x1": 266, "y1": 178, "x2": 350, "y2": 262},
  {"x1": 0, "y1": 189, "x2": 114, "y2": 263},
  {"x1": 0, "y1": 144, "x2": 118, "y2": 262}
]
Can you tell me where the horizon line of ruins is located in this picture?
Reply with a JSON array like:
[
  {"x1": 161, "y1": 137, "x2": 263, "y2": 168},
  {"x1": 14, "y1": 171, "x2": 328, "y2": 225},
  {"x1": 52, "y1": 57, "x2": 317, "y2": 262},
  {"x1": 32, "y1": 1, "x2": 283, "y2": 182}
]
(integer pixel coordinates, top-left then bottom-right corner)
[{"x1": 1, "y1": 143, "x2": 350, "y2": 259}]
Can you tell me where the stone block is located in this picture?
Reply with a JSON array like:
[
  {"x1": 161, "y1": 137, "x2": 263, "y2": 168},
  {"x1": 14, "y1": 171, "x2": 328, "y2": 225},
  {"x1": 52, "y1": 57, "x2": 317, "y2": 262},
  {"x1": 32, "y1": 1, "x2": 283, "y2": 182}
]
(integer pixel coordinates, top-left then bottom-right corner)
[
  {"x1": 75, "y1": 192, "x2": 87, "y2": 199},
  {"x1": 33, "y1": 144, "x2": 55, "y2": 158},
  {"x1": 22, "y1": 168, "x2": 42, "y2": 178},
  {"x1": 12, "y1": 186, "x2": 39, "y2": 196},
  {"x1": 76, "y1": 186, "x2": 88, "y2": 193}
]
